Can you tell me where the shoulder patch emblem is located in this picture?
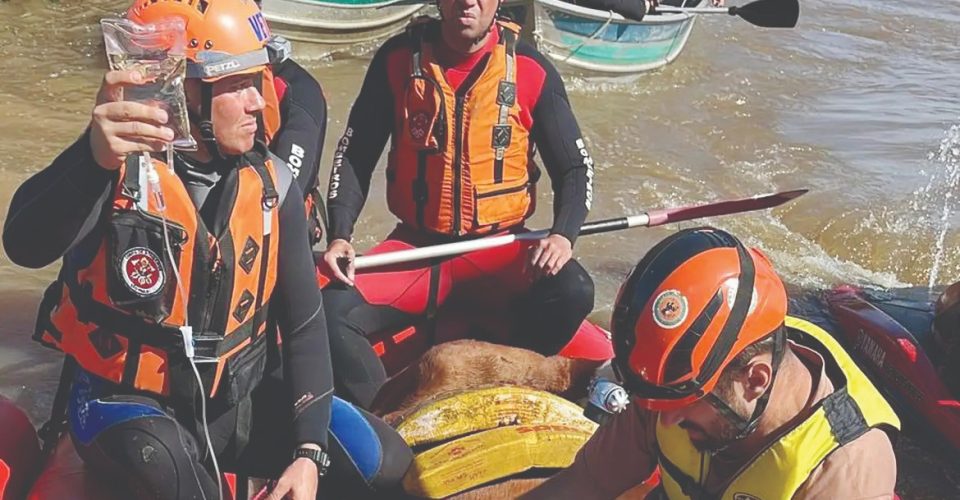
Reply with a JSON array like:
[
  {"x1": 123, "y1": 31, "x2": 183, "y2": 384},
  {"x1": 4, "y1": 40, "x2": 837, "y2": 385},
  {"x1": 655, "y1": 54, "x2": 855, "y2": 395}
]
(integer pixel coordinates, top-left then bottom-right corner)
[{"x1": 119, "y1": 247, "x2": 165, "y2": 297}]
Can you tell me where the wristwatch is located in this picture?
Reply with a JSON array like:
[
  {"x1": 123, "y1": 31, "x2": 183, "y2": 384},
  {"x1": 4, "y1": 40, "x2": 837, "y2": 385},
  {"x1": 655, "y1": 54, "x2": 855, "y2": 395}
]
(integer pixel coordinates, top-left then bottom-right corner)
[{"x1": 294, "y1": 447, "x2": 331, "y2": 477}]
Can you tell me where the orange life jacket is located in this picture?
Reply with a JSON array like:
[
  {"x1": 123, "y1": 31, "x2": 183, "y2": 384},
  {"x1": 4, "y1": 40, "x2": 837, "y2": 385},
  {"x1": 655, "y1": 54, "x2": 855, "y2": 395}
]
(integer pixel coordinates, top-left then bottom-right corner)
[
  {"x1": 388, "y1": 19, "x2": 535, "y2": 236},
  {"x1": 33, "y1": 149, "x2": 286, "y2": 404}
]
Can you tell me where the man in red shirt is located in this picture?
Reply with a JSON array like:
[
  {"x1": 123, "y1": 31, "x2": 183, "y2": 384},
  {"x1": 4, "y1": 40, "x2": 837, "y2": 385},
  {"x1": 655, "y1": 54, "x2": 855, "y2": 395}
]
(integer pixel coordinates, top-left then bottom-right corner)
[{"x1": 321, "y1": 0, "x2": 597, "y2": 408}]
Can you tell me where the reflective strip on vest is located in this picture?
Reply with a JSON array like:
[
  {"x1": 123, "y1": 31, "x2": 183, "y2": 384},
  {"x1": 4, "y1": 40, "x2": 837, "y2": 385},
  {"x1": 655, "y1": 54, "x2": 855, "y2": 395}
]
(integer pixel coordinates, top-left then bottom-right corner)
[{"x1": 656, "y1": 316, "x2": 900, "y2": 500}]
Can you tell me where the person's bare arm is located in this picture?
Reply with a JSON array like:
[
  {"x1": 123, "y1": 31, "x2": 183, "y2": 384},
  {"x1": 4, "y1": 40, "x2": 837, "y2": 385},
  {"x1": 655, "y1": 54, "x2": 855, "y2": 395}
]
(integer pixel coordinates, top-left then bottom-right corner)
[{"x1": 522, "y1": 405, "x2": 660, "y2": 499}]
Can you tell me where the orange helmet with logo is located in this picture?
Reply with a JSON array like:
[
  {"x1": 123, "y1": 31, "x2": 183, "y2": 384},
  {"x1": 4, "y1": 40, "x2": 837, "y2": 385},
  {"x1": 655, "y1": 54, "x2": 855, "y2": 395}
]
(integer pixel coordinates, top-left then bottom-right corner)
[
  {"x1": 611, "y1": 227, "x2": 788, "y2": 411},
  {"x1": 127, "y1": 0, "x2": 272, "y2": 81},
  {"x1": 126, "y1": 0, "x2": 281, "y2": 148}
]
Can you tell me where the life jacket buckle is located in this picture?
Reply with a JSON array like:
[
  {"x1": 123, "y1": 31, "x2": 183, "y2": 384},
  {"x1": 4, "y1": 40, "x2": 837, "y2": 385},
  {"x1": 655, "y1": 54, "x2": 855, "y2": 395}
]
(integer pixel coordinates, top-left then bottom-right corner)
[
  {"x1": 497, "y1": 81, "x2": 516, "y2": 107},
  {"x1": 492, "y1": 125, "x2": 512, "y2": 150},
  {"x1": 191, "y1": 355, "x2": 221, "y2": 364},
  {"x1": 193, "y1": 333, "x2": 225, "y2": 342},
  {"x1": 262, "y1": 193, "x2": 279, "y2": 210},
  {"x1": 191, "y1": 333, "x2": 224, "y2": 364}
]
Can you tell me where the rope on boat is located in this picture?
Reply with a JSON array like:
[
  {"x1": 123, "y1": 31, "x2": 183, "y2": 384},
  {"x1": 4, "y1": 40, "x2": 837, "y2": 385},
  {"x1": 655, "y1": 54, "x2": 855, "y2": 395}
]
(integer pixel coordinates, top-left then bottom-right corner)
[
  {"x1": 661, "y1": 11, "x2": 697, "y2": 66},
  {"x1": 555, "y1": 9, "x2": 616, "y2": 62},
  {"x1": 534, "y1": 0, "x2": 700, "y2": 66}
]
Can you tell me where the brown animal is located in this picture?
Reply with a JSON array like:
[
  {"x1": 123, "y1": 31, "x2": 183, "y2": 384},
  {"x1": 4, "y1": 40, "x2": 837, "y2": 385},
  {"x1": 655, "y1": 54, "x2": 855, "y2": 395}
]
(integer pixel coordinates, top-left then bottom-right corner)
[
  {"x1": 449, "y1": 478, "x2": 546, "y2": 499},
  {"x1": 451, "y1": 479, "x2": 658, "y2": 500},
  {"x1": 373, "y1": 339, "x2": 605, "y2": 423},
  {"x1": 373, "y1": 339, "x2": 608, "y2": 499}
]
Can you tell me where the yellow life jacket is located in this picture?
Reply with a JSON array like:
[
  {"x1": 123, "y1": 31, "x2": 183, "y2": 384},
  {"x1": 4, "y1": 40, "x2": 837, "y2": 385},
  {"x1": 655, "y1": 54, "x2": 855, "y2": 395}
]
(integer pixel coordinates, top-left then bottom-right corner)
[
  {"x1": 656, "y1": 316, "x2": 900, "y2": 500},
  {"x1": 33, "y1": 149, "x2": 287, "y2": 405},
  {"x1": 388, "y1": 19, "x2": 535, "y2": 236}
]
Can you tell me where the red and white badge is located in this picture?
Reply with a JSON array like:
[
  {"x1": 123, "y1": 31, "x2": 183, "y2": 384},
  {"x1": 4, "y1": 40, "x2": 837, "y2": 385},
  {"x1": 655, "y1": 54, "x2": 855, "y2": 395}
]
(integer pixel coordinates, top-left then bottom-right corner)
[
  {"x1": 119, "y1": 247, "x2": 165, "y2": 297},
  {"x1": 409, "y1": 112, "x2": 430, "y2": 140}
]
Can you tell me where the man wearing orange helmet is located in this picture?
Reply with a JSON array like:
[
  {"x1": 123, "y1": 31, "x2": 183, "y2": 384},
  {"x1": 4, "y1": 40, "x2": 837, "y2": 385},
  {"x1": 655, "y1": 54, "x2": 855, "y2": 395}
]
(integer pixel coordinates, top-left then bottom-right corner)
[
  {"x1": 2, "y1": 0, "x2": 410, "y2": 498},
  {"x1": 525, "y1": 227, "x2": 900, "y2": 499}
]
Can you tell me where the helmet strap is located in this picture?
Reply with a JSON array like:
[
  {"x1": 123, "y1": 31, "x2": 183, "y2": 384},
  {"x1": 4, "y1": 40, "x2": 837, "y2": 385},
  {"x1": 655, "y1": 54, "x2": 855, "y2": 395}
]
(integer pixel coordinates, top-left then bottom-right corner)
[
  {"x1": 197, "y1": 81, "x2": 227, "y2": 163},
  {"x1": 705, "y1": 325, "x2": 787, "y2": 443},
  {"x1": 254, "y1": 76, "x2": 267, "y2": 146}
]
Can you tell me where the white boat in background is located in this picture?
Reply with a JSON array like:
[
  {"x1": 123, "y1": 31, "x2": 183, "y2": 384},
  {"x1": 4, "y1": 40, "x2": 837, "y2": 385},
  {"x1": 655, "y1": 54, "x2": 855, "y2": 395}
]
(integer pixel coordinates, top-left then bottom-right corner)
[
  {"x1": 260, "y1": 0, "x2": 426, "y2": 53},
  {"x1": 526, "y1": 0, "x2": 698, "y2": 74},
  {"x1": 259, "y1": 0, "x2": 699, "y2": 72}
]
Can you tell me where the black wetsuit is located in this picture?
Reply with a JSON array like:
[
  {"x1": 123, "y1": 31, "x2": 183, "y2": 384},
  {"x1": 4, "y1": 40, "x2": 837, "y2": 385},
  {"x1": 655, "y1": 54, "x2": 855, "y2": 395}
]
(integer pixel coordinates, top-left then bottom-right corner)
[
  {"x1": 573, "y1": 0, "x2": 649, "y2": 21},
  {"x1": 272, "y1": 58, "x2": 326, "y2": 204},
  {"x1": 271, "y1": 58, "x2": 328, "y2": 243},
  {"x1": 571, "y1": 0, "x2": 703, "y2": 22},
  {"x1": 2, "y1": 133, "x2": 411, "y2": 498}
]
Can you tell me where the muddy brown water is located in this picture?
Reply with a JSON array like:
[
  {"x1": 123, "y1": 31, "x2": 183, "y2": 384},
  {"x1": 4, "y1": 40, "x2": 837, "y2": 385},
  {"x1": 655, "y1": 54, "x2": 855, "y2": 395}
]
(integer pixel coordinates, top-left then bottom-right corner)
[{"x1": 1, "y1": 0, "x2": 959, "y2": 496}]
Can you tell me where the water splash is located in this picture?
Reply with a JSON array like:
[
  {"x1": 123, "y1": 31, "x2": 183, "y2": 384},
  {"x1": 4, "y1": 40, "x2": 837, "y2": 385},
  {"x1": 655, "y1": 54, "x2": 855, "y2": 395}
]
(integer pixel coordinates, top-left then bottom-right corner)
[{"x1": 925, "y1": 122, "x2": 960, "y2": 288}]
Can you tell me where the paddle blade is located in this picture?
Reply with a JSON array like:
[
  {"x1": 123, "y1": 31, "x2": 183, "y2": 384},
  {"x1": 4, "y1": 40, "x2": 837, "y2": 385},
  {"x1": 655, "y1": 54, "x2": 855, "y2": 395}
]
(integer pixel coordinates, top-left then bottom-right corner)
[
  {"x1": 732, "y1": 0, "x2": 800, "y2": 28},
  {"x1": 647, "y1": 189, "x2": 808, "y2": 226}
]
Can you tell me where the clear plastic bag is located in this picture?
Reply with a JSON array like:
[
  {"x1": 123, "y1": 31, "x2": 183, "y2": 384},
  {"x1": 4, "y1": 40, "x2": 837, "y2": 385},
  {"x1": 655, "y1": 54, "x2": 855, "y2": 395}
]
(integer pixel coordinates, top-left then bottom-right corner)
[{"x1": 101, "y1": 18, "x2": 197, "y2": 150}]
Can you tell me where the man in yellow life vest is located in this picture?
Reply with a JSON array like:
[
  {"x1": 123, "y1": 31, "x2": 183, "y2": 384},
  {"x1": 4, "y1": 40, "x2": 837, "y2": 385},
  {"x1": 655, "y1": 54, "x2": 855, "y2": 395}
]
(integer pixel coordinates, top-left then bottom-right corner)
[
  {"x1": 318, "y1": 0, "x2": 599, "y2": 409},
  {"x1": 2, "y1": 0, "x2": 411, "y2": 498},
  {"x1": 525, "y1": 227, "x2": 901, "y2": 499}
]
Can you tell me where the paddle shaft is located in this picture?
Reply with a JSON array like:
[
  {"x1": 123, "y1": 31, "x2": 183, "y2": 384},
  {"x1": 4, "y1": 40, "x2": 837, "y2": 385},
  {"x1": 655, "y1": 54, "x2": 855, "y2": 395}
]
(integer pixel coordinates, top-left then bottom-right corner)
[
  {"x1": 354, "y1": 217, "x2": 647, "y2": 270},
  {"x1": 657, "y1": 0, "x2": 799, "y2": 28},
  {"x1": 656, "y1": 6, "x2": 732, "y2": 14},
  {"x1": 353, "y1": 189, "x2": 806, "y2": 269}
]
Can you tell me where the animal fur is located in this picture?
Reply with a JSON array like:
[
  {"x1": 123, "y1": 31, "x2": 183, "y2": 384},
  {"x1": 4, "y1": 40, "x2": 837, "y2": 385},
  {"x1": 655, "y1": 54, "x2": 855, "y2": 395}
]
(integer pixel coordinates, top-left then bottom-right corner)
[
  {"x1": 448, "y1": 478, "x2": 546, "y2": 499},
  {"x1": 370, "y1": 339, "x2": 609, "y2": 499},
  {"x1": 374, "y1": 339, "x2": 605, "y2": 422}
]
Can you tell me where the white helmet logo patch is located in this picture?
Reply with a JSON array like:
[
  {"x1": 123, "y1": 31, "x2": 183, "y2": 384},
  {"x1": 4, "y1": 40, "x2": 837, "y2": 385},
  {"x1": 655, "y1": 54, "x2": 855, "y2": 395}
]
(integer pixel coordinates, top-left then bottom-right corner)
[{"x1": 652, "y1": 290, "x2": 688, "y2": 329}]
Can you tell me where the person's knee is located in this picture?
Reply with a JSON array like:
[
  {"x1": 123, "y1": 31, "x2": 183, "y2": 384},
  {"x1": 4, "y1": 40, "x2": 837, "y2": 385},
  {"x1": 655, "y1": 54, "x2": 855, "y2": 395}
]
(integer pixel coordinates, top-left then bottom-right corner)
[
  {"x1": 366, "y1": 413, "x2": 413, "y2": 489},
  {"x1": 322, "y1": 285, "x2": 364, "y2": 323},
  {"x1": 521, "y1": 261, "x2": 595, "y2": 354},
  {"x1": 73, "y1": 415, "x2": 216, "y2": 498},
  {"x1": 328, "y1": 398, "x2": 412, "y2": 493},
  {"x1": 551, "y1": 261, "x2": 595, "y2": 315}
]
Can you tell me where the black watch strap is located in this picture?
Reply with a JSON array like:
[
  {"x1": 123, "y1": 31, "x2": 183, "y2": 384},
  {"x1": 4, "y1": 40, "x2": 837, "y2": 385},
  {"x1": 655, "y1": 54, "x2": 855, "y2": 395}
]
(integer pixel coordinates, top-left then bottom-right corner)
[{"x1": 294, "y1": 447, "x2": 331, "y2": 477}]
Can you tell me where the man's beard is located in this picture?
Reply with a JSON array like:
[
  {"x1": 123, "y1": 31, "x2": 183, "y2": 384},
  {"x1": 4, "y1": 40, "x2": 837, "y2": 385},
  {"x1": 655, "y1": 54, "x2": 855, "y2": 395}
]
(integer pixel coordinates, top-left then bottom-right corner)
[
  {"x1": 471, "y1": 14, "x2": 498, "y2": 45},
  {"x1": 683, "y1": 392, "x2": 752, "y2": 452},
  {"x1": 437, "y1": 0, "x2": 500, "y2": 46},
  {"x1": 682, "y1": 420, "x2": 742, "y2": 452}
]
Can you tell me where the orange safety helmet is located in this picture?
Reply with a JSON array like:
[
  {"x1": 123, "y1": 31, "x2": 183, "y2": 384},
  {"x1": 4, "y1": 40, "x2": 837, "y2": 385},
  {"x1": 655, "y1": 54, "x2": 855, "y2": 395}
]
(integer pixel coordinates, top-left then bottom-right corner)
[
  {"x1": 127, "y1": 0, "x2": 271, "y2": 80},
  {"x1": 126, "y1": 0, "x2": 281, "y2": 147},
  {"x1": 611, "y1": 227, "x2": 788, "y2": 411}
]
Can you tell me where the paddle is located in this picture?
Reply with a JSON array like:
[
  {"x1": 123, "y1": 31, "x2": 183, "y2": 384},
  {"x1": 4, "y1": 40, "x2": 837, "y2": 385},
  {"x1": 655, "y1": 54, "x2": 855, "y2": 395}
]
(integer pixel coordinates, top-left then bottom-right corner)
[
  {"x1": 657, "y1": 0, "x2": 800, "y2": 28},
  {"x1": 351, "y1": 189, "x2": 807, "y2": 270}
]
